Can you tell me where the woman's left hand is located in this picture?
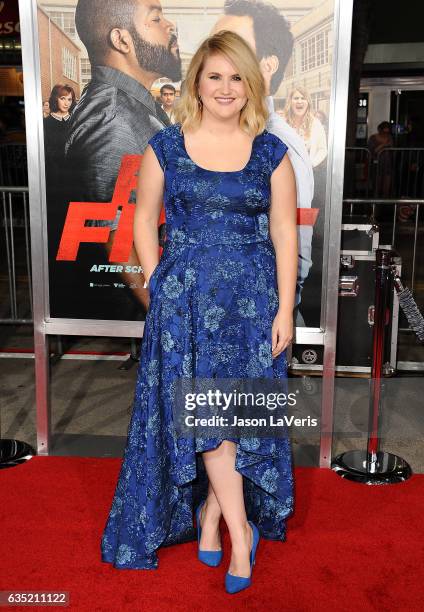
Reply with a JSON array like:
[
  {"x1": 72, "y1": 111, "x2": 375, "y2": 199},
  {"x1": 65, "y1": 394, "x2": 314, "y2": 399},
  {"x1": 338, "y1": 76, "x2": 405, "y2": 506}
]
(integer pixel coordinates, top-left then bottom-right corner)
[{"x1": 272, "y1": 309, "x2": 293, "y2": 358}]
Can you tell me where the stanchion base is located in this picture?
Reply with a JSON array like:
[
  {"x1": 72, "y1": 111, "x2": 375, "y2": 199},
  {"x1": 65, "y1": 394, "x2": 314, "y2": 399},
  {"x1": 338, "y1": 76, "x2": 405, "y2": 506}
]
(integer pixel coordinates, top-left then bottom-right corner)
[
  {"x1": 332, "y1": 450, "x2": 412, "y2": 484},
  {"x1": 0, "y1": 439, "x2": 35, "y2": 469}
]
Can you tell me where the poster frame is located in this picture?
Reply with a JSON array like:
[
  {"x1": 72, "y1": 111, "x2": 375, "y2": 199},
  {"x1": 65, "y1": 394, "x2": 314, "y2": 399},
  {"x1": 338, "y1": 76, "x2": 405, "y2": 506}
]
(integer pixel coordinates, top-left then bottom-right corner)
[{"x1": 18, "y1": 0, "x2": 353, "y2": 460}]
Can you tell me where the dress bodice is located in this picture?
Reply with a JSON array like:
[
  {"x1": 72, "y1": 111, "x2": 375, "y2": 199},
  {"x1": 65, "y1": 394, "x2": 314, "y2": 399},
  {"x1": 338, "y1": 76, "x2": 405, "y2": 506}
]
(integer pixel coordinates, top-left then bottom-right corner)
[{"x1": 147, "y1": 123, "x2": 288, "y2": 248}]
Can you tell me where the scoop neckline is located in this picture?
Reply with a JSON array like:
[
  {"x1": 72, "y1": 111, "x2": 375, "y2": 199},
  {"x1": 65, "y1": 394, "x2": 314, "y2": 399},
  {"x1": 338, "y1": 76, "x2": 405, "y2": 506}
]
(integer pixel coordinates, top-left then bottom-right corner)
[{"x1": 178, "y1": 125, "x2": 264, "y2": 174}]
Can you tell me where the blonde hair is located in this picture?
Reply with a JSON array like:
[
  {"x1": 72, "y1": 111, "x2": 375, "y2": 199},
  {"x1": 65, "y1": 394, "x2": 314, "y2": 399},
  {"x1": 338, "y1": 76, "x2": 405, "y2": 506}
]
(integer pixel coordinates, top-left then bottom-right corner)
[
  {"x1": 173, "y1": 30, "x2": 268, "y2": 137},
  {"x1": 283, "y1": 86, "x2": 313, "y2": 140}
]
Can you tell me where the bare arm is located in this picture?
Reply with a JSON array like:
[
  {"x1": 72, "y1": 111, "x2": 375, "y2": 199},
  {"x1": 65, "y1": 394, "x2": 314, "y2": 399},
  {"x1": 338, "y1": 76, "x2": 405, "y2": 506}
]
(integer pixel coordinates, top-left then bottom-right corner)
[
  {"x1": 103, "y1": 239, "x2": 150, "y2": 309},
  {"x1": 269, "y1": 155, "x2": 298, "y2": 357},
  {"x1": 133, "y1": 144, "x2": 164, "y2": 287}
]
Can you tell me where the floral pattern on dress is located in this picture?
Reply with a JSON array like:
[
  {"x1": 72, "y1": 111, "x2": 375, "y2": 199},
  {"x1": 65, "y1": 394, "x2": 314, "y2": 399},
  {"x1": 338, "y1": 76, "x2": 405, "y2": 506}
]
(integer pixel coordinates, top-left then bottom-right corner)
[{"x1": 101, "y1": 123, "x2": 294, "y2": 570}]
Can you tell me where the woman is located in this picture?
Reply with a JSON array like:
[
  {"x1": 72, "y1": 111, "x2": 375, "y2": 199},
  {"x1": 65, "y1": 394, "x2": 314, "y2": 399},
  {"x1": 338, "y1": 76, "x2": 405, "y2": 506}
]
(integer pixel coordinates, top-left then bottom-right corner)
[
  {"x1": 101, "y1": 30, "x2": 298, "y2": 594},
  {"x1": 43, "y1": 84, "x2": 76, "y2": 169},
  {"x1": 42, "y1": 100, "x2": 50, "y2": 118},
  {"x1": 283, "y1": 86, "x2": 327, "y2": 168}
]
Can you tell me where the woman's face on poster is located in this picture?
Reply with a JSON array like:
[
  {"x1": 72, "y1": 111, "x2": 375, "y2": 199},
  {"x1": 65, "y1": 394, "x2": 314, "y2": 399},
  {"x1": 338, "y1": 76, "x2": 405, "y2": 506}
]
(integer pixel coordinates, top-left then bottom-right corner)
[
  {"x1": 291, "y1": 90, "x2": 308, "y2": 117},
  {"x1": 197, "y1": 53, "x2": 248, "y2": 121},
  {"x1": 57, "y1": 93, "x2": 73, "y2": 113}
]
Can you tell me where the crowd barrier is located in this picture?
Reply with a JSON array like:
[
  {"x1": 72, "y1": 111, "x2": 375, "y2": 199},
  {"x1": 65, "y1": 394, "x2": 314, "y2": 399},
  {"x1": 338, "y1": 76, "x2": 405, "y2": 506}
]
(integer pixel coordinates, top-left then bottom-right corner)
[
  {"x1": 345, "y1": 147, "x2": 424, "y2": 200},
  {"x1": 0, "y1": 186, "x2": 32, "y2": 324}
]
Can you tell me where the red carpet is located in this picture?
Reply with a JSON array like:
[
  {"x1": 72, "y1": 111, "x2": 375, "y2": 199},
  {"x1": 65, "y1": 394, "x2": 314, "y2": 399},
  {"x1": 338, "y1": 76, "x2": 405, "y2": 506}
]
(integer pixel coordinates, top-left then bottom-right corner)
[{"x1": 0, "y1": 457, "x2": 423, "y2": 611}]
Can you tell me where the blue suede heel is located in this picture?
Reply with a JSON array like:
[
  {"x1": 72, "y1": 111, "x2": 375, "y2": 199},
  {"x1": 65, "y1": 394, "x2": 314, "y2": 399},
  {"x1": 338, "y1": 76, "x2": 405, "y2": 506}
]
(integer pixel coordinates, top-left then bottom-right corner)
[
  {"x1": 195, "y1": 501, "x2": 223, "y2": 567},
  {"x1": 225, "y1": 521, "x2": 260, "y2": 594}
]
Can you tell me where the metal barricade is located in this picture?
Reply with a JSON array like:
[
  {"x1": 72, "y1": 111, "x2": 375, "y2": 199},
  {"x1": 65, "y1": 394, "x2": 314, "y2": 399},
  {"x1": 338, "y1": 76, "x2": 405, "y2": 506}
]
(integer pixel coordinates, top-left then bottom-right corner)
[
  {"x1": 345, "y1": 147, "x2": 424, "y2": 201},
  {"x1": 0, "y1": 144, "x2": 28, "y2": 187},
  {"x1": 0, "y1": 187, "x2": 32, "y2": 324},
  {"x1": 344, "y1": 147, "x2": 372, "y2": 202},
  {"x1": 344, "y1": 147, "x2": 424, "y2": 352},
  {"x1": 375, "y1": 148, "x2": 424, "y2": 199},
  {"x1": 343, "y1": 198, "x2": 424, "y2": 341},
  {"x1": 374, "y1": 147, "x2": 424, "y2": 198}
]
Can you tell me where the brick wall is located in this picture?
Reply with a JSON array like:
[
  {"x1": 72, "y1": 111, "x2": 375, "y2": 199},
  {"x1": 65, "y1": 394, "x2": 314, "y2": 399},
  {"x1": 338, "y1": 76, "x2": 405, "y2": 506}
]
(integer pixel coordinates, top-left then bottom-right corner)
[{"x1": 37, "y1": 6, "x2": 81, "y2": 104}]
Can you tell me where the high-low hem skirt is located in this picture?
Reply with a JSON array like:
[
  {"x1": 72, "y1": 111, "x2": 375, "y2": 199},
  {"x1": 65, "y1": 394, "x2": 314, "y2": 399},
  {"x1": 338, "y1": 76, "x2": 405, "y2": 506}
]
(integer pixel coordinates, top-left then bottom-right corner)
[{"x1": 101, "y1": 239, "x2": 294, "y2": 570}]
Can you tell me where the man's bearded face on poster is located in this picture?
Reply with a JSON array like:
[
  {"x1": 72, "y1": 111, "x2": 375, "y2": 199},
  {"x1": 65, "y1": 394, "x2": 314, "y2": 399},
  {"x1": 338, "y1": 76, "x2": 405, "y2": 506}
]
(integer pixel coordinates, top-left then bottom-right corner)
[
  {"x1": 75, "y1": 0, "x2": 182, "y2": 82},
  {"x1": 128, "y1": 24, "x2": 182, "y2": 82}
]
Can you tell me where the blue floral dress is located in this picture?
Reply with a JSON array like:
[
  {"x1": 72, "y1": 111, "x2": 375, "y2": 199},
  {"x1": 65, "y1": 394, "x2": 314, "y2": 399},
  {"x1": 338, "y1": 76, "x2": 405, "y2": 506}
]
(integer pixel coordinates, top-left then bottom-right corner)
[{"x1": 101, "y1": 123, "x2": 294, "y2": 569}]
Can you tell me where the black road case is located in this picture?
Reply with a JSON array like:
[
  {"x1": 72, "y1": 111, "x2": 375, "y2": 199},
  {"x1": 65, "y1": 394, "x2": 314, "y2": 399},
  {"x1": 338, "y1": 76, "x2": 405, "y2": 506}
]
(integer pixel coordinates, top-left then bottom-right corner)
[{"x1": 291, "y1": 217, "x2": 400, "y2": 375}]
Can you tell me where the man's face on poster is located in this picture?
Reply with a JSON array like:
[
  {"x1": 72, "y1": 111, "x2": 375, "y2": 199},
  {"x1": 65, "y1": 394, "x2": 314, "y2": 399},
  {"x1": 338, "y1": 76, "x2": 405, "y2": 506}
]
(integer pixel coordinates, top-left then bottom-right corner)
[
  {"x1": 211, "y1": 13, "x2": 279, "y2": 96},
  {"x1": 160, "y1": 88, "x2": 176, "y2": 109},
  {"x1": 130, "y1": 0, "x2": 182, "y2": 82},
  {"x1": 211, "y1": 14, "x2": 257, "y2": 53}
]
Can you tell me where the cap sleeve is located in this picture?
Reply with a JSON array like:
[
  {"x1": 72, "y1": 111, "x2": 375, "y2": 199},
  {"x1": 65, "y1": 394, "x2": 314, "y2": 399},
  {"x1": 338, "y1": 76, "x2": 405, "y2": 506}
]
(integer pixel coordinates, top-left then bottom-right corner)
[
  {"x1": 268, "y1": 132, "x2": 288, "y2": 173},
  {"x1": 147, "y1": 129, "x2": 166, "y2": 171}
]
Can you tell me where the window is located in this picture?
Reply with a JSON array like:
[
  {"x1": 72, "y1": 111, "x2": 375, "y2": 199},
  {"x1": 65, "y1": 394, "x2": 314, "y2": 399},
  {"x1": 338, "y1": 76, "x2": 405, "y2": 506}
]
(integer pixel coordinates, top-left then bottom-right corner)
[
  {"x1": 316, "y1": 31, "x2": 328, "y2": 67},
  {"x1": 62, "y1": 47, "x2": 77, "y2": 81},
  {"x1": 292, "y1": 48, "x2": 297, "y2": 77},
  {"x1": 300, "y1": 41, "x2": 307, "y2": 73},
  {"x1": 310, "y1": 91, "x2": 327, "y2": 111},
  {"x1": 48, "y1": 10, "x2": 76, "y2": 38},
  {"x1": 80, "y1": 58, "x2": 91, "y2": 88},
  {"x1": 307, "y1": 37, "x2": 314, "y2": 70},
  {"x1": 300, "y1": 29, "x2": 329, "y2": 73}
]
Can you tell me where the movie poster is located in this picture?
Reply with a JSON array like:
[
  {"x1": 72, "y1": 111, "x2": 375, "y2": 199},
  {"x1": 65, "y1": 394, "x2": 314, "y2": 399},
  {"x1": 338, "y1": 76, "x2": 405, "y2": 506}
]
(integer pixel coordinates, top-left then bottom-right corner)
[{"x1": 37, "y1": 0, "x2": 334, "y2": 325}]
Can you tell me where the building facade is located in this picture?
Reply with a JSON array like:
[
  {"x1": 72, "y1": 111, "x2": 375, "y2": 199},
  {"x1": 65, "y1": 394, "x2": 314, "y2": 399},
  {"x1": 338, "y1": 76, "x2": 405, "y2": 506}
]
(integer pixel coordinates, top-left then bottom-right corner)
[
  {"x1": 37, "y1": 4, "x2": 81, "y2": 102},
  {"x1": 280, "y1": 0, "x2": 334, "y2": 114},
  {"x1": 39, "y1": 0, "x2": 87, "y2": 93}
]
